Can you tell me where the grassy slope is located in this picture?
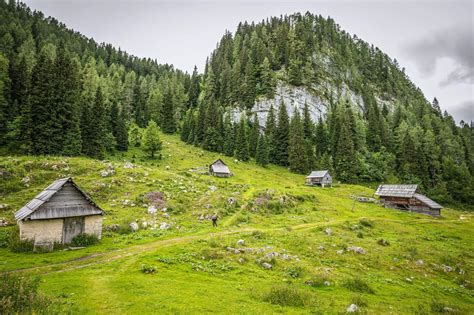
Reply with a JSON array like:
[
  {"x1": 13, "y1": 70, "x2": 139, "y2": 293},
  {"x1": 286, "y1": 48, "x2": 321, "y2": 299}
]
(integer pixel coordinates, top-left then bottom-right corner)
[{"x1": 0, "y1": 134, "x2": 473, "y2": 314}]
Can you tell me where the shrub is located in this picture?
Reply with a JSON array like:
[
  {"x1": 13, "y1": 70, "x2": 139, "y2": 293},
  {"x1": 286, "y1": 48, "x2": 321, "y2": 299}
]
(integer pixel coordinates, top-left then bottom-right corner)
[
  {"x1": 116, "y1": 223, "x2": 133, "y2": 235},
  {"x1": 286, "y1": 266, "x2": 304, "y2": 279},
  {"x1": 357, "y1": 231, "x2": 364, "y2": 238},
  {"x1": 0, "y1": 273, "x2": 63, "y2": 314},
  {"x1": 0, "y1": 228, "x2": 11, "y2": 248},
  {"x1": 263, "y1": 285, "x2": 316, "y2": 307},
  {"x1": 377, "y1": 238, "x2": 390, "y2": 246},
  {"x1": 140, "y1": 264, "x2": 157, "y2": 274},
  {"x1": 343, "y1": 277, "x2": 375, "y2": 294},
  {"x1": 71, "y1": 233, "x2": 99, "y2": 247},
  {"x1": 359, "y1": 218, "x2": 374, "y2": 228},
  {"x1": 306, "y1": 274, "x2": 330, "y2": 287},
  {"x1": 351, "y1": 295, "x2": 368, "y2": 307},
  {"x1": 8, "y1": 229, "x2": 33, "y2": 253},
  {"x1": 430, "y1": 300, "x2": 459, "y2": 314}
]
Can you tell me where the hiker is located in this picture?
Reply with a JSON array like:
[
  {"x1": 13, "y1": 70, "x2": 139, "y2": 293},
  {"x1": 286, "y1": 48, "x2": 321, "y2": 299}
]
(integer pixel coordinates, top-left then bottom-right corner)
[{"x1": 211, "y1": 214, "x2": 218, "y2": 227}]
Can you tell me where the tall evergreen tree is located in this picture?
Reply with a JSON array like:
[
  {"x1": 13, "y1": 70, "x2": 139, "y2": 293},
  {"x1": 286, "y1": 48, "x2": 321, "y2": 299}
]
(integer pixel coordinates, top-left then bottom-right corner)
[
  {"x1": 249, "y1": 113, "x2": 260, "y2": 157},
  {"x1": 161, "y1": 84, "x2": 176, "y2": 134},
  {"x1": 115, "y1": 108, "x2": 128, "y2": 151},
  {"x1": 188, "y1": 65, "x2": 201, "y2": 108},
  {"x1": 84, "y1": 87, "x2": 107, "y2": 159},
  {"x1": 256, "y1": 134, "x2": 269, "y2": 167},
  {"x1": 235, "y1": 114, "x2": 249, "y2": 161},
  {"x1": 142, "y1": 120, "x2": 162, "y2": 158},
  {"x1": 289, "y1": 109, "x2": 309, "y2": 174},
  {"x1": 274, "y1": 101, "x2": 290, "y2": 166}
]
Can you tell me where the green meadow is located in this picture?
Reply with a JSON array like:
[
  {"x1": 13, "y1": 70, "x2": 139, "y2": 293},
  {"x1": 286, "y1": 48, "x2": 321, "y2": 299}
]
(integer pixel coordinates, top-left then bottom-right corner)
[{"x1": 1, "y1": 134, "x2": 473, "y2": 314}]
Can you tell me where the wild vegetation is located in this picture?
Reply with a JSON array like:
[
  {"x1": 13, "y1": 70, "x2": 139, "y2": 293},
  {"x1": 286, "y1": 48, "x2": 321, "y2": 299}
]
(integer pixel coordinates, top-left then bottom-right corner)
[{"x1": 0, "y1": 1, "x2": 473, "y2": 313}]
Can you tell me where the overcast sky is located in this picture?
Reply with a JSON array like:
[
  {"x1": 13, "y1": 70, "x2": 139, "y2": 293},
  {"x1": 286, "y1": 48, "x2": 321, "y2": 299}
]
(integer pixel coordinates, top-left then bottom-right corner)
[{"x1": 24, "y1": 0, "x2": 474, "y2": 123}]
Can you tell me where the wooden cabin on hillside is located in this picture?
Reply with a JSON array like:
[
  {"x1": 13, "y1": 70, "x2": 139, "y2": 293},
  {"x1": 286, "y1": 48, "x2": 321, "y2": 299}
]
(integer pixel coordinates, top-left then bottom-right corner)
[
  {"x1": 305, "y1": 170, "x2": 332, "y2": 187},
  {"x1": 15, "y1": 178, "x2": 104, "y2": 248},
  {"x1": 375, "y1": 184, "x2": 442, "y2": 216},
  {"x1": 209, "y1": 159, "x2": 232, "y2": 178}
]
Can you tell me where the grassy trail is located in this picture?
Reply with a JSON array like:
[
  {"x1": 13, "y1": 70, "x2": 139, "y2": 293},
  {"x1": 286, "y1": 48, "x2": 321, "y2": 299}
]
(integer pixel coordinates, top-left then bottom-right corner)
[{"x1": 9, "y1": 216, "x2": 452, "y2": 276}]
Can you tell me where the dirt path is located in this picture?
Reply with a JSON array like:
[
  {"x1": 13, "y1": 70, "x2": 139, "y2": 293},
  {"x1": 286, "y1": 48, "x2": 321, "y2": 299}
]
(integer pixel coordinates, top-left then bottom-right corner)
[{"x1": 7, "y1": 216, "x2": 458, "y2": 276}]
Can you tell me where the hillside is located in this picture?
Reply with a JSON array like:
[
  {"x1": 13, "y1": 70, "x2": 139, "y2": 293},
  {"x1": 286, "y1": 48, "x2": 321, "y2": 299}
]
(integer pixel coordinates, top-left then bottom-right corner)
[{"x1": 1, "y1": 134, "x2": 473, "y2": 314}]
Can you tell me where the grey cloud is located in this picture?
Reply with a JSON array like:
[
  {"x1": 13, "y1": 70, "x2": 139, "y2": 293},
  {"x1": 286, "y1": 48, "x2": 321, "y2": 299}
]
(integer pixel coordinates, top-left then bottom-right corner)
[
  {"x1": 405, "y1": 26, "x2": 474, "y2": 86},
  {"x1": 448, "y1": 100, "x2": 474, "y2": 123}
]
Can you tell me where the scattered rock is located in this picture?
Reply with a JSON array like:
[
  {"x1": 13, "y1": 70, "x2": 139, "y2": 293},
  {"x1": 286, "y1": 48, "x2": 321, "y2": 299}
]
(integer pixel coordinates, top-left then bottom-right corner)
[
  {"x1": 105, "y1": 224, "x2": 120, "y2": 232},
  {"x1": 416, "y1": 259, "x2": 424, "y2": 266},
  {"x1": 405, "y1": 277, "x2": 413, "y2": 283},
  {"x1": 227, "y1": 197, "x2": 237, "y2": 205},
  {"x1": 324, "y1": 228, "x2": 332, "y2": 236},
  {"x1": 237, "y1": 239, "x2": 245, "y2": 246},
  {"x1": 238, "y1": 258, "x2": 245, "y2": 264},
  {"x1": 262, "y1": 262, "x2": 273, "y2": 270},
  {"x1": 347, "y1": 304, "x2": 358, "y2": 313},
  {"x1": 443, "y1": 265, "x2": 453, "y2": 273},
  {"x1": 165, "y1": 165, "x2": 170, "y2": 170},
  {"x1": 305, "y1": 280, "x2": 314, "y2": 286},
  {"x1": 208, "y1": 185, "x2": 217, "y2": 192},
  {"x1": 130, "y1": 222, "x2": 139, "y2": 232},
  {"x1": 318, "y1": 245, "x2": 325, "y2": 251},
  {"x1": 123, "y1": 162, "x2": 134, "y2": 169},
  {"x1": 162, "y1": 213, "x2": 170, "y2": 218},
  {"x1": 324, "y1": 281, "x2": 331, "y2": 286},
  {"x1": 0, "y1": 204, "x2": 8, "y2": 210},
  {"x1": 21, "y1": 175, "x2": 31, "y2": 187},
  {"x1": 348, "y1": 246, "x2": 366, "y2": 254},
  {"x1": 0, "y1": 219, "x2": 9, "y2": 227},
  {"x1": 159, "y1": 222, "x2": 171, "y2": 230},
  {"x1": 336, "y1": 250, "x2": 344, "y2": 255},
  {"x1": 147, "y1": 205, "x2": 158, "y2": 215},
  {"x1": 443, "y1": 307, "x2": 456, "y2": 313}
]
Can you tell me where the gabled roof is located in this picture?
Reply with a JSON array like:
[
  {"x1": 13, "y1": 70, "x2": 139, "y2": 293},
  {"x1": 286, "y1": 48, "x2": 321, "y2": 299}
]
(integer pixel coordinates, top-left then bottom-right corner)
[
  {"x1": 414, "y1": 193, "x2": 442, "y2": 209},
  {"x1": 15, "y1": 178, "x2": 104, "y2": 221},
  {"x1": 210, "y1": 159, "x2": 231, "y2": 174},
  {"x1": 375, "y1": 184, "x2": 418, "y2": 198},
  {"x1": 306, "y1": 170, "x2": 329, "y2": 178}
]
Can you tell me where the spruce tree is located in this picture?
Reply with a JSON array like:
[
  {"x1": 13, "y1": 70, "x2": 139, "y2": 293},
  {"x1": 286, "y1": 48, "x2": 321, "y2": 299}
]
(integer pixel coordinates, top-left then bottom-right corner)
[
  {"x1": 195, "y1": 102, "x2": 207, "y2": 144},
  {"x1": 249, "y1": 113, "x2": 259, "y2": 158},
  {"x1": 274, "y1": 101, "x2": 290, "y2": 166},
  {"x1": 288, "y1": 109, "x2": 309, "y2": 174},
  {"x1": 314, "y1": 116, "x2": 328, "y2": 156},
  {"x1": 161, "y1": 84, "x2": 176, "y2": 134},
  {"x1": 0, "y1": 54, "x2": 9, "y2": 144},
  {"x1": 115, "y1": 108, "x2": 128, "y2": 151},
  {"x1": 85, "y1": 87, "x2": 107, "y2": 159},
  {"x1": 265, "y1": 105, "x2": 277, "y2": 163},
  {"x1": 223, "y1": 113, "x2": 235, "y2": 156},
  {"x1": 235, "y1": 114, "x2": 249, "y2": 161},
  {"x1": 260, "y1": 57, "x2": 275, "y2": 98},
  {"x1": 188, "y1": 65, "x2": 201, "y2": 108},
  {"x1": 142, "y1": 120, "x2": 162, "y2": 158},
  {"x1": 256, "y1": 134, "x2": 269, "y2": 167},
  {"x1": 302, "y1": 102, "x2": 314, "y2": 142}
]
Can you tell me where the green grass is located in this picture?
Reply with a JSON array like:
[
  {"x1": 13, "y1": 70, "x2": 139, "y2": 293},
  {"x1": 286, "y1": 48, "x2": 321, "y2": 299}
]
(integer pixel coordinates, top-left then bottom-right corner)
[{"x1": 0, "y1": 133, "x2": 473, "y2": 314}]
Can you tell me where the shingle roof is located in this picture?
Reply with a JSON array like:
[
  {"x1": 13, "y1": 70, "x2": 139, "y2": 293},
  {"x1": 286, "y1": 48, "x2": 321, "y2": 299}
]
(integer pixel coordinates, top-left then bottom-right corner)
[
  {"x1": 306, "y1": 170, "x2": 329, "y2": 178},
  {"x1": 375, "y1": 184, "x2": 418, "y2": 198},
  {"x1": 15, "y1": 178, "x2": 103, "y2": 221},
  {"x1": 414, "y1": 193, "x2": 442, "y2": 209},
  {"x1": 210, "y1": 159, "x2": 231, "y2": 174}
]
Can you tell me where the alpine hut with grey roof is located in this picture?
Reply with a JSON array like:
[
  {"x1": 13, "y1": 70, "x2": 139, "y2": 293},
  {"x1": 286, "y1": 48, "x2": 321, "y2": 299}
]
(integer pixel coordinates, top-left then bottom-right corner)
[
  {"x1": 305, "y1": 170, "x2": 332, "y2": 187},
  {"x1": 375, "y1": 184, "x2": 442, "y2": 216},
  {"x1": 15, "y1": 177, "x2": 104, "y2": 246},
  {"x1": 209, "y1": 159, "x2": 232, "y2": 178}
]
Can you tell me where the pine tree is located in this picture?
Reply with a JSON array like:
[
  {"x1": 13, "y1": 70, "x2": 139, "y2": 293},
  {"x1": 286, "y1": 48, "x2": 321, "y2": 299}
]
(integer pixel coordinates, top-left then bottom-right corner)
[
  {"x1": 188, "y1": 65, "x2": 201, "y2": 108},
  {"x1": 54, "y1": 45, "x2": 82, "y2": 155},
  {"x1": 142, "y1": 120, "x2": 162, "y2": 158},
  {"x1": 249, "y1": 113, "x2": 259, "y2": 157},
  {"x1": 115, "y1": 108, "x2": 128, "y2": 151},
  {"x1": 223, "y1": 113, "x2": 235, "y2": 156},
  {"x1": 288, "y1": 109, "x2": 309, "y2": 173},
  {"x1": 235, "y1": 114, "x2": 249, "y2": 161},
  {"x1": 256, "y1": 134, "x2": 269, "y2": 167},
  {"x1": 274, "y1": 101, "x2": 290, "y2": 166},
  {"x1": 302, "y1": 101, "x2": 314, "y2": 142},
  {"x1": 85, "y1": 87, "x2": 107, "y2": 159},
  {"x1": 29, "y1": 46, "x2": 57, "y2": 155},
  {"x1": 161, "y1": 84, "x2": 176, "y2": 134}
]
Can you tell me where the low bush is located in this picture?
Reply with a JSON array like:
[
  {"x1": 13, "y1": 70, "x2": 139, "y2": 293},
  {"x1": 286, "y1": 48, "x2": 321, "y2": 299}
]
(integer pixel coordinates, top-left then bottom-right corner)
[
  {"x1": 377, "y1": 238, "x2": 390, "y2": 246},
  {"x1": 8, "y1": 229, "x2": 33, "y2": 253},
  {"x1": 140, "y1": 264, "x2": 157, "y2": 274},
  {"x1": 263, "y1": 285, "x2": 316, "y2": 307},
  {"x1": 286, "y1": 266, "x2": 304, "y2": 279},
  {"x1": 351, "y1": 295, "x2": 368, "y2": 307},
  {"x1": 306, "y1": 274, "x2": 330, "y2": 287},
  {"x1": 71, "y1": 233, "x2": 99, "y2": 247},
  {"x1": 0, "y1": 273, "x2": 63, "y2": 314},
  {"x1": 343, "y1": 277, "x2": 375, "y2": 294},
  {"x1": 359, "y1": 218, "x2": 374, "y2": 228},
  {"x1": 0, "y1": 228, "x2": 11, "y2": 248}
]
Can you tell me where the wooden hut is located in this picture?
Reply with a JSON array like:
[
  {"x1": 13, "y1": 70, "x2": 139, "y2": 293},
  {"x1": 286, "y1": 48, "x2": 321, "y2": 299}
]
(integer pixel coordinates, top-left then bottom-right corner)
[
  {"x1": 15, "y1": 178, "x2": 104, "y2": 247},
  {"x1": 209, "y1": 159, "x2": 232, "y2": 178},
  {"x1": 375, "y1": 184, "x2": 442, "y2": 216},
  {"x1": 305, "y1": 170, "x2": 332, "y2": 187}
]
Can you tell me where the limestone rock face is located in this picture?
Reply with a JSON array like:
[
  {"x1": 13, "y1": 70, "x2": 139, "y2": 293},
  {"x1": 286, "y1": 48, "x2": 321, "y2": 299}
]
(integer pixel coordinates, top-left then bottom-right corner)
[{"x1": 229, "y1": 81, "x2": 369, "y2": 128}]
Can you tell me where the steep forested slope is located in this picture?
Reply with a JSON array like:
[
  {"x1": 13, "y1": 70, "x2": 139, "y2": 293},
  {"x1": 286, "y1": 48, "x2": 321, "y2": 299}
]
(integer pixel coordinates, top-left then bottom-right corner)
[
  {"x1": 0, "y1": 3, "x2": 472, "y2": 204},
  {"x1": 0, "y1": 1, "x2": 189, "y2": 158},
  {"x1": 182, "y1": 13, "x2": 474, "y2": 204}
]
